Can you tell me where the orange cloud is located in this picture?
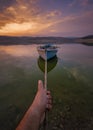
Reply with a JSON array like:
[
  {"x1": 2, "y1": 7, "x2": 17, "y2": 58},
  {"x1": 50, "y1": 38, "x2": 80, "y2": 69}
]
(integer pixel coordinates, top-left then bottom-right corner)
[
  {"x1": 0, "y1": 0, "x2": 93, "y2": 36},
  {"x1": 0, "y1": 0, "x2": 39, "y2": 25},
  {"x1": 0, "y1": 0, "x2": 62, "y2": 36},
  {"x1": 0, "y1": 0, "x2": 40, "y2": 35}
]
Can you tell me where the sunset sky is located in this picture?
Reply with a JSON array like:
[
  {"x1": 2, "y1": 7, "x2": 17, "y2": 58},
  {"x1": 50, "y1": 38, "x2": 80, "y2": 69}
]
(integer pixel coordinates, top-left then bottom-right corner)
[{"x1": 0, "y1": 0, "x2": 93, "y2": 37}]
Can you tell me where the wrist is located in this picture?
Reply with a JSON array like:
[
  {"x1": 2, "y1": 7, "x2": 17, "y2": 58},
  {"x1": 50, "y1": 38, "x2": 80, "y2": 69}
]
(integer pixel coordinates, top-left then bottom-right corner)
[{"x1": 28, "y1": 102, "x2": 43, "y2": 122}]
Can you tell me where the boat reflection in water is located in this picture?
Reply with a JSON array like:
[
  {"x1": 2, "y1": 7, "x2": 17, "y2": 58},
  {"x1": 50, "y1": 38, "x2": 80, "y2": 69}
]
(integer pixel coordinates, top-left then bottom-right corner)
[{"x1": 37, "y1": 56, "x2": 58, "y2": 73}]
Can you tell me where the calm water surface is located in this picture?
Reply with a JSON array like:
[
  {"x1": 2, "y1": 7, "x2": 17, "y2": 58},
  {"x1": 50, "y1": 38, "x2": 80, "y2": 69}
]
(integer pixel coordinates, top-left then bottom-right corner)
[{"x1": 0, "y1": 43, "x2": 93, "y2": 130}]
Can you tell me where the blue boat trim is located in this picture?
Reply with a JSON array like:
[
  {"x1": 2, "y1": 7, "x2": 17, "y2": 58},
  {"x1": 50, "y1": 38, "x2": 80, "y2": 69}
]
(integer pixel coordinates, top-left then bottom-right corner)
[{"x1": 37, "y1": 44, "x2": 58, "y2": 60}]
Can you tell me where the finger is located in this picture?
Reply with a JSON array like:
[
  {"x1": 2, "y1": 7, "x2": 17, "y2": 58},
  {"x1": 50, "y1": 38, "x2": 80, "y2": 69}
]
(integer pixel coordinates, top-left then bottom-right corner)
[
  {"x1": 46, "y1": 104, "x2": 52, "y2": 110},
  {"x1": 47, "y1": 91, "x2": 51, "y2": 95},
  {"x1": 38, "y1": 80, "x2": 43, "y2": 90},
  {"x1": 47, "y1": 94, "x2": 52, "y2": 100},
  {"x1": 47, "y1": 100, "x2": 52, "y2": 105},
  {"x1": 46, "y1": 98, "x2": 52, "y2": 110}
]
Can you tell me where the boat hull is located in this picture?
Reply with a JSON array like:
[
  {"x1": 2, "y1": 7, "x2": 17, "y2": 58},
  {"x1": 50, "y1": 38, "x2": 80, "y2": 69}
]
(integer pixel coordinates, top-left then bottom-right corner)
[{"x1": 38, "y1": 49, "x2": 57, "y2": 60}]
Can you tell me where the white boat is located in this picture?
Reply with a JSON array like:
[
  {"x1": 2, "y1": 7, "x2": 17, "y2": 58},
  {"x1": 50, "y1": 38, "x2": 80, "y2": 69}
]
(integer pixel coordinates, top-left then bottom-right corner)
[{"x1": 37, "y1": 44, "x2": 58, "y2": 60}]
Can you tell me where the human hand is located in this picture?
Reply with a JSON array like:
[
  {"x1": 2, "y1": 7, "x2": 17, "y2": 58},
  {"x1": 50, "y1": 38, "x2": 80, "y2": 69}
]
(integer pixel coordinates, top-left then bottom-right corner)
[
  {"x1": 34, "y1": 80, "x2": 52, "y2": 112},
  {"x1": 32, "y1": 80, "x2": 52, "y2": 122},
  {"x1": 16, "y1": 80, "x2": 52, "y2": 130}
]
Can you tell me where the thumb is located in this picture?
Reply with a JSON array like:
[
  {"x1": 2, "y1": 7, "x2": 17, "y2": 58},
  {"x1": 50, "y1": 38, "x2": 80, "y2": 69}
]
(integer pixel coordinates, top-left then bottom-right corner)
[{"x1": 38, "y1": 80, "x2": 43, "y2": 90}]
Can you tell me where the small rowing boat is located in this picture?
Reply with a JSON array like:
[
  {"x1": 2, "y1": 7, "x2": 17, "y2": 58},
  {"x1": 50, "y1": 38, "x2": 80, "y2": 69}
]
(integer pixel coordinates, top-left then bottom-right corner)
[{"x1": 37, "y1": 44, "x2": 58, "y2": 60}]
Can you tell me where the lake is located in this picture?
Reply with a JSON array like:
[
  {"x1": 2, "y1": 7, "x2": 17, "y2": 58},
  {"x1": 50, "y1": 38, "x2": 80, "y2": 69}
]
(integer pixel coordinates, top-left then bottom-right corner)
[{"x1": 0, "y1": 43, "x2": 93, "y2": 130}]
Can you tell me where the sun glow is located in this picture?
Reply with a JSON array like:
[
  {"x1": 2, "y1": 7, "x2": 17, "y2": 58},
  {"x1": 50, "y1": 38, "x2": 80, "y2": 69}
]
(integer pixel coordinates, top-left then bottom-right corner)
[{"x1": 0, "y1": 22, "x2": 36, "y2": 36}]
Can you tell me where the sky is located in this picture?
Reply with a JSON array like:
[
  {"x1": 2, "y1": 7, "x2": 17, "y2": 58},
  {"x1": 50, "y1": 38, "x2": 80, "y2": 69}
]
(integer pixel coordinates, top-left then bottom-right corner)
[{"x1": 0, "y1": 0, "x2": 93, "y2": 37}]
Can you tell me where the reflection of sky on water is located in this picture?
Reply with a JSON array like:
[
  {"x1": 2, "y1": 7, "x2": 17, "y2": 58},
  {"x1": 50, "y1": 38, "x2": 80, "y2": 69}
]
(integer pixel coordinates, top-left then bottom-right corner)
[
  {"x1": 0, "y1": 44, "x2": 93, "y2": 66},
  {"x1": 0, "y1": 45, "x2": 40, "y2": 86},
  {"x1": 58, "y1": 44, "x2": 93, "y2": 66},
  {"x1": 0, "y1": 44, "x2": 93, "y2": 70},
  {"x1": 0, "y1": 45, "x2": 38, "y2": 57},
  {"x1": 0, "y1": 43, "x2": 93, "y2": 86}
]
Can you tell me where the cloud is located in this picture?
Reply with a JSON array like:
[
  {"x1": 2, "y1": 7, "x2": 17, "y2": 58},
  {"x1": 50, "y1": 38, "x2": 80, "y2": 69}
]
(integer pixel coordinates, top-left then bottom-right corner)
[
  {"x1": 80, "y1": 0, "x2": 93, "y2": 6},
  {"x1": 0, "y1": 0, "x2": 42, "y2": 35},
  {"x1": 0, "y1": 0, "x2": 93, "y2": 36},
  {"x1": 0, "y1": 0, "x2": 39, "y2": 26},
  {"x1": 0, "y1": 0, "x2": 63, "y2": 36},
  {"x1": 69, "y1": 0, "x2": 93, "y2": 7},
  {"x1": 0, "y1": 22, "x2": 34, "y2": 35},
  {"x1": 39, "y1": 10, "x2": 93, "y2": 36},
  {"x1": 1, "y1": 10, "x2": 93, "y2": 36},
  {"x1": 81, "y1": 0, "x2": 89, "y2": 6},
  {"x1": 46, "y1": 10, "x2": 61, "y2": 19},
  {"x1": 0, "y1": 0, "x2": 16, "y2": 11},
  {"x1": 0, "y1": 21, "x2": 52, "y2": 36}
]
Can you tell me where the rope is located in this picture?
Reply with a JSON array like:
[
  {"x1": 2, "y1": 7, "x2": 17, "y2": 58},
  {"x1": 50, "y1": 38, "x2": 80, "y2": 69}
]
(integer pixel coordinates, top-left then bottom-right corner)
[
  {"x1": 43, "y1": 49, "x2": 48, "y2": 130},
  {"x1": 44, "y1": 49, "x2": 47, "y2": 90}
]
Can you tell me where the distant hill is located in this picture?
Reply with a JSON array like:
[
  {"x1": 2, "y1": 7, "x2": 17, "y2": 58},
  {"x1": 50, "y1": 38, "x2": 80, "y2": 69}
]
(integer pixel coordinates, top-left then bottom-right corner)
[
  {"x1": 0, "y1": 36, "x2": 75, "y2": 45},
  {"x1": 82, "y1": 35, "x2": 93, "y2": 39},
  {"x1": 75, "y1": 35, "x2": 93, "y2": 45},
  {"x1": 0, "y1": 35, "x2": 93, "y2": 45}
]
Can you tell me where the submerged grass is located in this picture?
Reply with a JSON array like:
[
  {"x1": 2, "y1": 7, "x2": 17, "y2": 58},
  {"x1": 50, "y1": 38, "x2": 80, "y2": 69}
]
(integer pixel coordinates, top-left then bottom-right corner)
[
  {"x1": 0, "y1": 64, "x2": 92, "y2": 130},
  {"x1": 47, "y1": 67, "x2": 93, "y2": 130}
]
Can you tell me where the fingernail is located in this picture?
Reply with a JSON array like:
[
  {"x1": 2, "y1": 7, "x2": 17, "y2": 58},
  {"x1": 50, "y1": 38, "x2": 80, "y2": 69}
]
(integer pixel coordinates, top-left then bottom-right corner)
[{"x1": 38, "y1": 80, "x2": 42, "y2": 84}]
